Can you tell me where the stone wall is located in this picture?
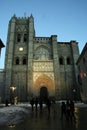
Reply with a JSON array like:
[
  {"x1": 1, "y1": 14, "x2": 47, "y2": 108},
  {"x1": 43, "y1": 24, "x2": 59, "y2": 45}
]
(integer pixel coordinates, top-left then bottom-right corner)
[
  {"x1": 0, "y1": 70, "x2": 5, "y2": 102},
  {"x1": 2, "y1": 15, "x2": 80, "y2": 101},
  {"x1": 77, "y1": 43, "x2": 87, "y2": 102}
]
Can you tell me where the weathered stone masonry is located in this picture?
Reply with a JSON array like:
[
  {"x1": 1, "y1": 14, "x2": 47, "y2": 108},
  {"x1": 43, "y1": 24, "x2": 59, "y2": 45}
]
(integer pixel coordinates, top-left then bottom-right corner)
[{"x1": 0, "y1": 15, "x2": 80, "y2": 102}]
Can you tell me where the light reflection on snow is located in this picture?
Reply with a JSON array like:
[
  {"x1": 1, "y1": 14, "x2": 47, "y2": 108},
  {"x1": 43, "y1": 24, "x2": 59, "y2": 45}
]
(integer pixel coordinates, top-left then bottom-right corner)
[{"x1": 8, "y1": 124, "x2": 16, "y2": 128}]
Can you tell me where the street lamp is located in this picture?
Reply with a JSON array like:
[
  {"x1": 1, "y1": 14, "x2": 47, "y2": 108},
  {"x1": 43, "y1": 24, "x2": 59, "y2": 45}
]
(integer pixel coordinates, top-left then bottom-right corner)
[
  {"x1": 10, "y1": 86, "x2": 16, "y2": 104},
  {"x1": 73, "y1": 89, "x2": 76, "y2": 101}
]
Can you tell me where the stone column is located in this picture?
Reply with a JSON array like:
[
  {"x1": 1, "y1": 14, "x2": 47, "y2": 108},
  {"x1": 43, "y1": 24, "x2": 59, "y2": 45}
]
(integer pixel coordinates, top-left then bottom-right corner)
[
  {"x1": 51, "y1": 35, "x2": 61, "y2": 99},
  {"x1": 27, "y1": 15, "x2": 34, "y2": 100},
  {"x1": 70, "y1": 40, "x2": 80, "y2": 99}
]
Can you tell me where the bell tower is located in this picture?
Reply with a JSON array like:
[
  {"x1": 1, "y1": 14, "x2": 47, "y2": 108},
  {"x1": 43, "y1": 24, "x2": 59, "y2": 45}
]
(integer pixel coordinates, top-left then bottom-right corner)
[{"x1": 5, "y1": 15, "x2": 16, "y2": 100}]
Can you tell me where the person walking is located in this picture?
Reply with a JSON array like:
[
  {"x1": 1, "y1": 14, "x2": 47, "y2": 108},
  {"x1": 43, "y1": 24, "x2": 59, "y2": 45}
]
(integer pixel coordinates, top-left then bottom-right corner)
[
  {"x1": 52, "y1": 99, "x2": 56, "y2": 118},
  {"x1": 61, "y1": 101, "x2": 66, "y2": 120},
  {"x1": 70, "y1": 100, "x2": 76, "y2": 121},
  {"x1": 66, "y1": 99, "x2": 71, "y2": 121},
  {"x1": 30, "y1": 98, "x2": 34, "y2": 111},
  {"x1": 35, "y1": 97, "x2": 38, "y2": 112},
  {"x1": 46, "y1": 98, "x2": 51, "y2": 117},
  {"x1": 39, "y1": 99, "x2": 43, "y2": 114}
]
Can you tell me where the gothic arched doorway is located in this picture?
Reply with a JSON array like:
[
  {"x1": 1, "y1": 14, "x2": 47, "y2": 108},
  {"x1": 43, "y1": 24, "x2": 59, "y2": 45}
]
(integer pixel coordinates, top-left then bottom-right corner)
[
  {"x1": 40, "y1": 86, "x2": 48, "y2": 101},
  {"x1": 33, "y1": 74, "x2": 55, "y2": 97}
]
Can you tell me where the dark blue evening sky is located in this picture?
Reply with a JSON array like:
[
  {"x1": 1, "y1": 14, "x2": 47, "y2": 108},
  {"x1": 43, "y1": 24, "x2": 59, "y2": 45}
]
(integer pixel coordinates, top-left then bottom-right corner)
[{"x1": 0, "y1": 0, "x2": 87, "y2": 68}]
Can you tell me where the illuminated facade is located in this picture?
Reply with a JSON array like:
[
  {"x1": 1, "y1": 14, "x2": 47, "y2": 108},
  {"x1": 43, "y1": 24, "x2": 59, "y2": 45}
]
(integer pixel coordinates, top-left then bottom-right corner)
[{"x1": 0, "y1": 15, "x2": 80, "y2": 101}]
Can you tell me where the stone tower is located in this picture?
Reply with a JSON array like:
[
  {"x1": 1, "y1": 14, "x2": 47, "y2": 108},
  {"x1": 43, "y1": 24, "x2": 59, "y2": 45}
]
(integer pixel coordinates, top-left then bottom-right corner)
[{"x1": 3, "y1": 15, "x2": 80, "y2": 102}]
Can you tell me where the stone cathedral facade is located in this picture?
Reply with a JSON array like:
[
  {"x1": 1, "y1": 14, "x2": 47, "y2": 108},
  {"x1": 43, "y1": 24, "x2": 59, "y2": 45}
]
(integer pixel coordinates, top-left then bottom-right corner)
[{"x1": 0, "y1": 15, "x2": 80, "y2": 102}]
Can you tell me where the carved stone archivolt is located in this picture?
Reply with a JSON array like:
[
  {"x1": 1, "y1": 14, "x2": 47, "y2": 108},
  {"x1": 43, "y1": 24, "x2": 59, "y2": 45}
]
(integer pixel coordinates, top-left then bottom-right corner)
[{"x1": 33, "y1": 73, "x2": 55, "y2": 97}]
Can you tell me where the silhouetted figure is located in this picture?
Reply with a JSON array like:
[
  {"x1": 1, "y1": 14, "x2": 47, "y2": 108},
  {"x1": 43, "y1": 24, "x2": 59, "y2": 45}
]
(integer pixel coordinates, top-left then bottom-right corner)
[
  {"x1": 52, "y1": 99, "x2": 56, "y2": 118},
  {"x1": 39, "y1": 99, "x2": 43, "y2": 113},
  {"x1": 61, "y1": 101, "x2": 66, "y2": 120},
  {"x1": 5, "y1": 99, "x2": 9, "y2": 107},
  {"x1": 66, "y1": 99, "x2": 71, "y2": 121},
  {"x1": 46, "y1": 98, "x2": 51, "y2": 116},
  {"x1": 70, "y1": 100, "x2": 76, "y2": 121},
  {"x1": 30, "y1": 98, "x2": 34, "y2": 111},
  {"x1": 35, "y1": 98, "x2": 38, "y2": 111}
]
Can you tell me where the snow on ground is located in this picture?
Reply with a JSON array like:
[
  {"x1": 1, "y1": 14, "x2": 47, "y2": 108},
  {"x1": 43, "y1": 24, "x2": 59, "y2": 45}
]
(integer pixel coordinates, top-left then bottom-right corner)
[
  {"x1": 75, "y1": 102, "x2": 87, "y2": 108},
  {"x1": 0, "y1": 101, "x2": 87, "y2": 126},
  {"x1": 0, "y1": 103, "x2": 31, "y2": 126}
]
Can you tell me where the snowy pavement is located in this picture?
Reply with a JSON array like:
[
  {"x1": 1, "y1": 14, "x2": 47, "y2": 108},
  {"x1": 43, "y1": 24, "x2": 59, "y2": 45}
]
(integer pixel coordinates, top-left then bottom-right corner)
[
  {"x1": 0, "y1": 102, "x2": 87, "y2": 126},
  {"x1": 0, "y1": 103, "x2": 31, "y2": 126},
  {"x1": 75, "y1": 102, "x2": 87, "y2": 108}
]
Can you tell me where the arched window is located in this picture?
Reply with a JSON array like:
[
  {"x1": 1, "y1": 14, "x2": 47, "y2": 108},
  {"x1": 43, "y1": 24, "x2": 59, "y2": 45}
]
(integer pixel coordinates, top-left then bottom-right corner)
[
  {"x1": 24, "y1": 34, "x2": 27, "y2": 42},
  {"x1": 17, "y1": 34, "x2": 21, "y2": 42},
  {"x1": 23, "y1": 58, "x2": 27, "y2": 65},
  {"x1": 59, "y1": 57, "x2": 64, "y2": 65},
  {"x1": 67, "y1": 57, "x2": 71, "y2": 65},
  {"x1": 34, "y1": 46, "x2": 51, "y2": 60},
  {"x1": 15, "y1": 58, "x2": 19, "y2": 65}
]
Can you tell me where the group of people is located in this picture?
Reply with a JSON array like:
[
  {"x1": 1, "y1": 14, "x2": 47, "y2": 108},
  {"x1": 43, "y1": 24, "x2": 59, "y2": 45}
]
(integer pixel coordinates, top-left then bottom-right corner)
[
  {"x1": 30, "y1": 97, "x2": 55, "y2": 116},
  {"x1": 61, "y1": 99, "x2": 76, "y2": 121},
  {"x1": 30, "y1": 97, "x2": 76, "y2": 121}
]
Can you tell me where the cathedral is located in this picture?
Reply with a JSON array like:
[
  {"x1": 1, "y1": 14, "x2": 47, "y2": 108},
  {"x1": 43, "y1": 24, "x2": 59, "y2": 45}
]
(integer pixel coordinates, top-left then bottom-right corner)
[{"x1": 0, "y1": 15, "x2": 80, "y2": 102}]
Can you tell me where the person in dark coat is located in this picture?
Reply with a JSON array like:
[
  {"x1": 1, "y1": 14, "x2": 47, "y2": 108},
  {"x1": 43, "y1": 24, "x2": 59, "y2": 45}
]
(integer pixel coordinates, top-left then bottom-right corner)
[
  {"x1": 61, "y1": 101, "x2": 66, "y2": 120},
  {"x1": 5, "y1": 99, "x2": 9, "y2": 107},
  {"x1": 30, "y1": 98, "x2": 34, "y2": 111},
  {"x1": 35, "y1": 98, "x2": 38, "y2": 111},
  {"x1": 70, "y1": 100, "x2": 76, "y2": 121},
  {"x1": 39, "y1": 99, "x2": 43, "y2": 113},
  {"x1": 46, "y1": 98, "x2": 51, "y2": 116},
  {"x1": 66, "y1": 99, "x2": 71, "y2": 121}
]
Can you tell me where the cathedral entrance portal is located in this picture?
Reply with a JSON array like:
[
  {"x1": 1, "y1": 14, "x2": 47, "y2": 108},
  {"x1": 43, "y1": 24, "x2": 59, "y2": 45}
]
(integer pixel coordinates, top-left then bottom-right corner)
[
  {"x1": 40, "y1": 86, "x2": 48, "y2": 101},
  {"x1": 33, "y1": 74, "x2": 55, "y2": 98}
]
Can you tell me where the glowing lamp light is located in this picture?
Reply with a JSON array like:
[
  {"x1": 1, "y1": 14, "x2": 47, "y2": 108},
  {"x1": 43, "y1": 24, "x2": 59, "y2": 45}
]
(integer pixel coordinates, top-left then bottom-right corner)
[{"x1": 19, "y1": 47, "x2": 23, "y2": 51}]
